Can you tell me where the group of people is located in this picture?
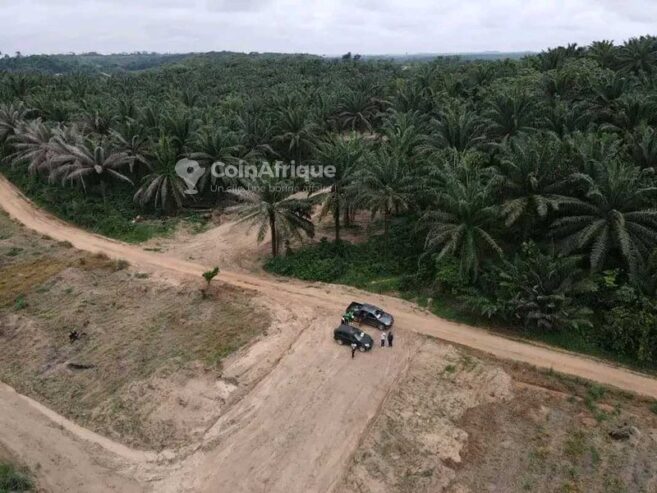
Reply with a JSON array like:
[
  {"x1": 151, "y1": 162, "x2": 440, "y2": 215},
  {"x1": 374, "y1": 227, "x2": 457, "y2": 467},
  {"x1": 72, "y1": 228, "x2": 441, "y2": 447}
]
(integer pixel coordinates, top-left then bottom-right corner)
[{"x1": 380, "y1": 331, "x2": 394, "y2": 348}]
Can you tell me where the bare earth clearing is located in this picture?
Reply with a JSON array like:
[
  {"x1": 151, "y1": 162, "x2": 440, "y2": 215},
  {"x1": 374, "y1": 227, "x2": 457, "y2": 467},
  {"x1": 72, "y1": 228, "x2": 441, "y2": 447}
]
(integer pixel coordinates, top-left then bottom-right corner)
[{"x1": 1, "y1": 174, "x2": 657, "y2": 492}]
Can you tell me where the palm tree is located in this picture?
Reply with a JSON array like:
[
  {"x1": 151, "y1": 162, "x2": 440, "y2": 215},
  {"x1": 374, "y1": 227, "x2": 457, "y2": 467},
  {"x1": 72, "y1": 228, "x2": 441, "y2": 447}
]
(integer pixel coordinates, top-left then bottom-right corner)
[
  {"x1": 588, "y1": 40, "x2": 618, "y2": 70},
  {"x1": 497, "y1": 133, "x2": 571, "y2": 232},
  {"x1": 382, "y1": 110, "x2": 425, "y2": 165},
  {"x1": 350, "y1": 149, "x2": 412, "y2": 238},
  {"x1": 161, "y1": 110, "x2": 197, "y2": 158},
  {"x1": 79, "y1": 109, "x2": 117, "y2": 143},
  {"x1": 0, "y1": 103, "x2": 28, "y2": 144},
  {"x1": 629, "y1": 125, "x2": 657, "y2": 169},
  {"x1": 272, "y1": 106, "x2": 318, "y2": 164},
  {"x1": 134, "y1": 137, "x2": 186, "y2": 212},
  {"x1": 110, "y1": 121, "x2": 150, "y2": 173},
  {"x1": 617, "y1": 36, "x2": 657, "y2": 74},
  {"x1": 228, "y1": 178, "x2": 314, "y2": 257},
  {"x1": 51, "y1": 138, "x2": 133, "y2": 198},
  {"x1": 421, "y1": 102, "x2": 486, "y2": 152},
  {"x1": 540, "y1": 100, "x2": 590, "y2": 136},
  {"x1": 337, "y1": 90, "x2": 380, "y2": 132},
  {"x1": 598, "y1": 93, "x2": 656, "y2": 134},
  {"x1": 9, "y1": 119, "x2": 55, "y2": 176},
  {"x1": 551, "y1": 160, "x2": 657, "y2": 278},
  {"x1": 236, "y1": 109, "x2": 275, "y2": 158},
  {"x1": 314, "y1": 134, "x2": 365, "y2": 242},
  {"x1": 189, "y1": 126, "x2": 244, "y2": 192},
  {"x1": 485, "y1": 90, "x2": 536, "y2": 139},
  {"x1": 421, "y1": 167, "x2": 502, "y2": 281}
]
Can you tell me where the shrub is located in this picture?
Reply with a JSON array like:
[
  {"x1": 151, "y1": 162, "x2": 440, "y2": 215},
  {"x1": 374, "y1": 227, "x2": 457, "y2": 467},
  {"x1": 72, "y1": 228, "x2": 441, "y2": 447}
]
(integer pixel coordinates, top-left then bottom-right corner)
[
  {"x1": 464, "y1": 243, "x2": 595, "y2": 332},
  {"x1": 0, "y1": 463, "x2": 33, "y2": 492},
  {"x1": 597, "y1": 288, "x2": 657, "y2": 364}
]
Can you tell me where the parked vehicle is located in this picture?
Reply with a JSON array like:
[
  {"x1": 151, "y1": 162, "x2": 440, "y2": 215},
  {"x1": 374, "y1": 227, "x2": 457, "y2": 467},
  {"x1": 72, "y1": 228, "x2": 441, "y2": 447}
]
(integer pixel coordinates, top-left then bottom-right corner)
[
  {"x1": 333, "y1": 324, "x2": 373, "y2": 351},
  {"x1": 345, "y1": 302, "x2": 394, "y2": 330}
]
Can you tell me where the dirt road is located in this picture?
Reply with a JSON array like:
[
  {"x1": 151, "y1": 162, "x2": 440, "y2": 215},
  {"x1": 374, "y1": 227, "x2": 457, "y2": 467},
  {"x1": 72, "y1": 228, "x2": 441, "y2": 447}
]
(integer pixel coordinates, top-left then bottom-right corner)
[
  {"x1": 1, "y1": 174, "x2": 657, "y2": 492},
  {"x1": 1, "y1": 175, "x2": 655, "y2": 399}
]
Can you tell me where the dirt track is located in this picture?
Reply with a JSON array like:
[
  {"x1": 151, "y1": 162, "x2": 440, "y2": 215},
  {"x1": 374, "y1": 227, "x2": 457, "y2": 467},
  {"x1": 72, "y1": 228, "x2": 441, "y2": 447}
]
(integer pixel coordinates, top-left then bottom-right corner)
[{"x1": 1, "y1": 173, "x2": 657, "y2": 492}]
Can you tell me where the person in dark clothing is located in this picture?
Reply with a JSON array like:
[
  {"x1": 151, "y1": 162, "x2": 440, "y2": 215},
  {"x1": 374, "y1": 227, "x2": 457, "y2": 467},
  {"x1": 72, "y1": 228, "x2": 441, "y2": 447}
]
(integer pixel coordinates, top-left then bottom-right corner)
[
  {"x1": 387, "y1": 331, "x2": 394, "y2": 347},
  {"x1": 351, "y1": 343, "x2": 357, "y2": 358}
]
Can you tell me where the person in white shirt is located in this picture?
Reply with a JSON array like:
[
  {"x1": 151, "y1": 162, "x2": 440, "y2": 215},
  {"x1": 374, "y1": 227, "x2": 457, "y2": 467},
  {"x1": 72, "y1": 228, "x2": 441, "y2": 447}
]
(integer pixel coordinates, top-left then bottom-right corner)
[{"x1": 380, "y1": 332, "x2": 387, "y2": 348}]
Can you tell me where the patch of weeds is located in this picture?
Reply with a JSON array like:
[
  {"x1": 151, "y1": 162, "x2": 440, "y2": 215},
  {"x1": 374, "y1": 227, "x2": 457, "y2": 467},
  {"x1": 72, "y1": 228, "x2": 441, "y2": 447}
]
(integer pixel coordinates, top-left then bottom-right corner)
[
  {"x1": 528, "y1": 446, "x2": 549, "y2": 474},
  {"x1": 14, "y1": 295, "x2": 28, "y2": 310},
  {"x1": 564, "y1": 430, "x2": 587, "y2": 459},
  {"x1": 134, "y1": 272, "x2": 150, "y2": 279},
  {"x1": 649, "y1": 401, "x2": 657, "y2": 415},
  {"x1": 588, "y1": 384, "x2": 606, "y2": 401},
  {"x1": 584, "y1": 384, "x2": 610, "y2": 422},
  {"x1": 604, "y1": 477, "x2": 626, "y2": 493},
  {"x1": 113, "y1": 259, "x2": 129, "y2": 271},
  {"x1": 0, "y1": 462, "x2": 33, "y2": 492},
  {"x1": 442, "y1": 364, "x2": 457, "y2": 374},
  {"x1": 59, "y1": 240, "x2": 73, "y2": 248},
  {"x1": 6, "y1": 247, "x2": 23, "y2": 257},
  {"x1": 459, "y1": 354, "x2": 478, "y2": 372},
  {"x1": 590, "y1": 445, "x2": 601, "y2": 465}
]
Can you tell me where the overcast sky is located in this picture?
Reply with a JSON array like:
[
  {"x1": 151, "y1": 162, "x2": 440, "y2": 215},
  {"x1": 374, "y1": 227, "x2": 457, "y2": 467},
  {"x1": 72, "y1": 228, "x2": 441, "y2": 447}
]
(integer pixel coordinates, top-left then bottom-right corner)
[{"x1": 1, "y1": 0, "x2": 656, "y2": 56}]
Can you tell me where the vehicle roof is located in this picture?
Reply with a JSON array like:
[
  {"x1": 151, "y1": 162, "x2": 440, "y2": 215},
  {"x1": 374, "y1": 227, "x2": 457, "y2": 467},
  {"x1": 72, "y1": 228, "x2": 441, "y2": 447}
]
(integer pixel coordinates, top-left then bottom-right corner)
[{"x1": 336, "y1": 323, "x2": 359, "y2": 333}]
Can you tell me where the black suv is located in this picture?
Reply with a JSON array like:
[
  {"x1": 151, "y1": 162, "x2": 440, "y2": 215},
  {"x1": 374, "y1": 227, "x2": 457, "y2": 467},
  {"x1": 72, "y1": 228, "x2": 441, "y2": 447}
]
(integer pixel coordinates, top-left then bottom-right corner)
[
  {"x1": 346, "y1": 302, "x2": 394, "y2": 331},
  {"x1": 334, "y1": 324, "x2": 373, "y2": 351}
]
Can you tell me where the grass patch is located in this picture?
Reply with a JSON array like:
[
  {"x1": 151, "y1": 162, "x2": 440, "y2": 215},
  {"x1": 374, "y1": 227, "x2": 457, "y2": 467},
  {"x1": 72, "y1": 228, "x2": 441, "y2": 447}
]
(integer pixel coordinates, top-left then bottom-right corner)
[
  {"x1": 0, "y1": 257, "x2": 70, "y2": 306},
  {"x1": 0, "y1": 463, "x2": 33, "y2": 493}
]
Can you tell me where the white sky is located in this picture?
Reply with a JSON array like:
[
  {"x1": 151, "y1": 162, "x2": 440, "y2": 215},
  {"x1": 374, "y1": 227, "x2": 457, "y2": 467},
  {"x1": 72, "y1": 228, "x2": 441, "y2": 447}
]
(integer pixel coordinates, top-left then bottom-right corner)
[{"x1": 0, "y1": 0, "x2": 655, "y2": 56}]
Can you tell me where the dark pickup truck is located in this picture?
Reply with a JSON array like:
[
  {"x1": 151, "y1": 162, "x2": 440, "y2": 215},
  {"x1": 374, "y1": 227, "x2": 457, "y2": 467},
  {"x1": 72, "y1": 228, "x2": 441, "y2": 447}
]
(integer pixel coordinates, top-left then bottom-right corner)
[{"x1": 346, "y1": 302, "x2": 394, "y2": 331}]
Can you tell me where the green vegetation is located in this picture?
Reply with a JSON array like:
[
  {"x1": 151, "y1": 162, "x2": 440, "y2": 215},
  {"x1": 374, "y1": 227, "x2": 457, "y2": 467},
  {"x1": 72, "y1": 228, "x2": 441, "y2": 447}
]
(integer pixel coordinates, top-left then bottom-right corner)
[
  {"x1": 2, "y1": 37, "x2": 657, "y2": 366},
  {"x1": 0, "y1": 462, "x2": 32, "y2": 493},
  {"x1": 2, "y1": 166, "x2": 175, "y2": 242},
  {"x1": 202, "y1": 266, "x2": 220, "y2": 297}
]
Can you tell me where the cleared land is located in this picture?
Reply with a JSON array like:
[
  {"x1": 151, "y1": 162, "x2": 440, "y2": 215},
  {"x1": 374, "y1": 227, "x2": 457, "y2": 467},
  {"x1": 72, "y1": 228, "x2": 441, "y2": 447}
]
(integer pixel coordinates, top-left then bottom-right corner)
[
  {"x1": 0, "y1": 211, "x2": 271, "y2": 450},
  {"x1": 1, "y1": 176, "x2": 657, "y2": 493}
]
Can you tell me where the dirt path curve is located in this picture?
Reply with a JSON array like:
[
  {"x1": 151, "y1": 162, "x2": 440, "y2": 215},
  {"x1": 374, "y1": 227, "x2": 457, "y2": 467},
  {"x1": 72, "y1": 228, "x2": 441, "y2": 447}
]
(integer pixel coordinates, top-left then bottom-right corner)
[
  {"x1": 0, "y1": 383, "x2": 142, "y2": 493},
  {"x1": 1, "y1": 175, "x2": 655, "y2": 399}
]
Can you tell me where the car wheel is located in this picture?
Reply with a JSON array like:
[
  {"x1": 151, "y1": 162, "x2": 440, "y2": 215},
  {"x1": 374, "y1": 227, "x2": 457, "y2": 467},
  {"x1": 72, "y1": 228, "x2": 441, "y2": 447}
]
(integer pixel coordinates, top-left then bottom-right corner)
[
  {"x1": 359, "y1": 345, "x2": 367, "y2": 352},
  {"x1": 378, "y1": 323, "x2": 384, "y2": 330},
  {"x1": 336, "y1": 338, "x2": 344, "y2": 345}
]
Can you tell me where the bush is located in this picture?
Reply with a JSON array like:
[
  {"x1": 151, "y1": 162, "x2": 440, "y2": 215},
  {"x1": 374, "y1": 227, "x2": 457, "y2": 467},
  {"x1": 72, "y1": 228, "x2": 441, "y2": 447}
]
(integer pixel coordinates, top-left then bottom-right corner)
[
  {"x1": 0, "y1": 463, "x2": 33, "y2": 492},
  {"x1": 465, "y1": 243, "x2": 595, "y2": 332},
  {"x1": 265, "y1": 220, "x2": 423, "y2": 289},
  {"x1": 597, "y1": 287, "x2": 657, "y2": 364}
]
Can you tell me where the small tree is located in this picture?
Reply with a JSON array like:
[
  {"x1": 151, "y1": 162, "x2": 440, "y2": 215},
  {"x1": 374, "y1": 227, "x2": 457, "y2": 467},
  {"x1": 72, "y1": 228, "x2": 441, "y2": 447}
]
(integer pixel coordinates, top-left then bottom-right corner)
[{"x1": 202, "y1": 266, "x2": 220, "y2": 298}]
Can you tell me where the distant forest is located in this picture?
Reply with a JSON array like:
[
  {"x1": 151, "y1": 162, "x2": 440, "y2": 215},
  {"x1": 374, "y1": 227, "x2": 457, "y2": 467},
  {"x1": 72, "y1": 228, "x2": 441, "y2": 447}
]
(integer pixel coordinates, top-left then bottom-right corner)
[{"x1": 0, "y1": 50, "x2": 531, "y2": 74}]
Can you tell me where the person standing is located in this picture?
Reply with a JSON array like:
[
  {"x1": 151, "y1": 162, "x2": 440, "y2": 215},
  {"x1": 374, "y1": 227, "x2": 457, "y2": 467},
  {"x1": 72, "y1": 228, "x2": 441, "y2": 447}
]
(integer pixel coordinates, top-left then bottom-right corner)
[
  {"x1": 380, "y1": 331, "x2": 387, "y2": 348},
  {"x1": 351, "y1": 342, "x2": 357, "y2": 358},
  {"x1": 387, "y1": 331, "x2": 394, "y2": 348}
]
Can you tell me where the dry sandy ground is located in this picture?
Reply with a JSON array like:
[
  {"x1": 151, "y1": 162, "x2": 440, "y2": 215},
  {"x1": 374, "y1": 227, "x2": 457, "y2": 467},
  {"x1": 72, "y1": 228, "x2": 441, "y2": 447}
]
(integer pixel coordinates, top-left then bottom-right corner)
[{"x1": 1, "y1": 174, "x2": 657, "y2": 492}]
